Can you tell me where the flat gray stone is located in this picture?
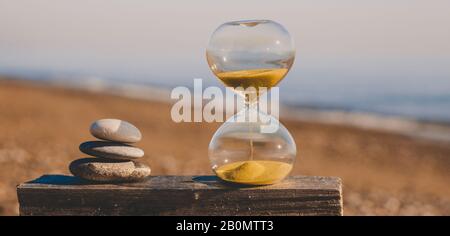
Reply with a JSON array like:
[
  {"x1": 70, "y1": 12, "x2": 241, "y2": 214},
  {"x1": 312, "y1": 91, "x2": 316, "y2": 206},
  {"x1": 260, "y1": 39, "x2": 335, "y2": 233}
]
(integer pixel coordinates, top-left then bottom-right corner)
[
  {"x1": 69, "y1": 158, "x2": 151, "y2": 182},
  {"x1": 79, "y1": 141, "x2": 144, "y2": 160},
  {"x1": 90, "y1": 119, "x2": 142, "y2": 143}
]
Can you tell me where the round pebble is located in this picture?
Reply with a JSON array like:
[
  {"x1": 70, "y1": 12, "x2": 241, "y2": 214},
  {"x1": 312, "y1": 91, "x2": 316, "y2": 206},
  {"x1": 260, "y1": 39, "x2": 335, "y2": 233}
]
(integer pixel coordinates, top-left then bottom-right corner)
[
  {"x1": 79, "y1": 141, "x2": 144, "y2": 160},
  {"x1": 90, "y1": 119, "x2": 142, "y2": 143},
  {"x1": 69, "y1": 158, "x2": 151, "y2": 182}
]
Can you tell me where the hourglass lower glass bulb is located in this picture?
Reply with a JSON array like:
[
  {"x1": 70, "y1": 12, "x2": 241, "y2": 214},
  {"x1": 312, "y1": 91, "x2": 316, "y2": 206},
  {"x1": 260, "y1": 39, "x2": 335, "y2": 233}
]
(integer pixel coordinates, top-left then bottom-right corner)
[{"x1": 209, "y1": 110, "x2": 296, "y2": 185}]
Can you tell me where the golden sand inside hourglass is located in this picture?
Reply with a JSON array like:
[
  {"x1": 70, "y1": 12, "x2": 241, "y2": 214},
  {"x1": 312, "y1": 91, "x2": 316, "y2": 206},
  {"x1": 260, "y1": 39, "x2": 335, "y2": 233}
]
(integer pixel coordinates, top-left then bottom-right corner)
[
  {"x1": 214, "y1": 160, "x2": 293, "y2": 185},
  {"x1": 215, "y1": 68, "x2": 288, "y2": 90}
]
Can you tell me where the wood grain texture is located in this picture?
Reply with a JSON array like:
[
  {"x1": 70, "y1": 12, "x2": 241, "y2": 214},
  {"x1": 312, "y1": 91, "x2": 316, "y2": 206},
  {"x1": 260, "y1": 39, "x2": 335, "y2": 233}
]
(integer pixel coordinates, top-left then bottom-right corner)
[{"x1": 17, "y1": 175, "x2": 343, "y2": 216}]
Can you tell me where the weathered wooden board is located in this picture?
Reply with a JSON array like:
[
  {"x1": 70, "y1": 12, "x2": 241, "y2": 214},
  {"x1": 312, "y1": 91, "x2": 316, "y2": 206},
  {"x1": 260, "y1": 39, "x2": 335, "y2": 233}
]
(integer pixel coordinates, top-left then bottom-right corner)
[{"x1": 17, "y1": 175, "x2": 343, "y2": 216}]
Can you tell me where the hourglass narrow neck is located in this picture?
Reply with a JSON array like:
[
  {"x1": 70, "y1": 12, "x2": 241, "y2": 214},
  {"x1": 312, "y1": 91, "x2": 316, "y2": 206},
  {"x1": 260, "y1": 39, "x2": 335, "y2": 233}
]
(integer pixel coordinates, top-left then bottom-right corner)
[{"x1": 244, "y1": 92, "x2": 259, "y2": 108}]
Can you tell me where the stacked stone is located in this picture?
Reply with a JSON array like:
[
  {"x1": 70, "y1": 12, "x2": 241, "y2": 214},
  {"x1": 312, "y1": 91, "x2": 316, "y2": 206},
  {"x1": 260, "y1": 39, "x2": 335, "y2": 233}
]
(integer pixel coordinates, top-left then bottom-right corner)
[{"x1": 70, "y1": 119, "x2": 151, "y2": 182}]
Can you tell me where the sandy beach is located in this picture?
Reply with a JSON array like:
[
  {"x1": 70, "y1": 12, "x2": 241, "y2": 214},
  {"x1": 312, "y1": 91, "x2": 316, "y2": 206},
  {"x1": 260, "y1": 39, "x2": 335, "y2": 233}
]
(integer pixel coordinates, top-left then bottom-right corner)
[{"x1": 0, "y1": 78, "x2": 449, "y2": 215}]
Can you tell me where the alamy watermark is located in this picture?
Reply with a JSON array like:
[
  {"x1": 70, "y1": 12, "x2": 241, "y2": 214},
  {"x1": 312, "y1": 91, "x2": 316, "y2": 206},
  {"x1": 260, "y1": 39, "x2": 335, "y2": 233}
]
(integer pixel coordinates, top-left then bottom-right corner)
[{"x1": 170, "y1": 79, "x2": 280, "y2": 133}]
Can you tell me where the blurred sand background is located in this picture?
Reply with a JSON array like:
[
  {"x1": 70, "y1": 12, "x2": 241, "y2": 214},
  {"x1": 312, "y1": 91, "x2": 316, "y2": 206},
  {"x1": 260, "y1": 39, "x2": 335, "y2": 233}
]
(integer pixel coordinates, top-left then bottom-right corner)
[{"x1": 0, "y1": 78, "x2": 449, "y2": 216}]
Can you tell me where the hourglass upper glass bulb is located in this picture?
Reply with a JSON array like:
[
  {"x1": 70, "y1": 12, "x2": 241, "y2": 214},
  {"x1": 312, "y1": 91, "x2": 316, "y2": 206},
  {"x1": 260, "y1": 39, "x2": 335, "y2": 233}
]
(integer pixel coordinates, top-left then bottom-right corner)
[{"x1": 206, "y1": 20, "x2": 295, "y2": 95}]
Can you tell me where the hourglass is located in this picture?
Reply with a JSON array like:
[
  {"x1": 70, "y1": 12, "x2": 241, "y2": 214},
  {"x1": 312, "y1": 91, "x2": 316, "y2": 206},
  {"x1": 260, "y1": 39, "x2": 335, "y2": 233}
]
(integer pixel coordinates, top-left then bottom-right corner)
[{"x1": 207, "y1": 20, "x2": 297, "y2": 185}]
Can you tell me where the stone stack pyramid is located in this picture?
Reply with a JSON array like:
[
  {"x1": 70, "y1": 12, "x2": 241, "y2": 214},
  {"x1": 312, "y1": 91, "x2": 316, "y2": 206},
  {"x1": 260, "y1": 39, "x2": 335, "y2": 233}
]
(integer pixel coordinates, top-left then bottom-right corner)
[{"x1": 69, "y1": 119, "x2": 151, "y2": 182}]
